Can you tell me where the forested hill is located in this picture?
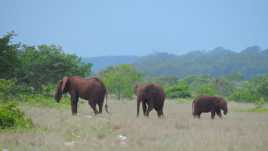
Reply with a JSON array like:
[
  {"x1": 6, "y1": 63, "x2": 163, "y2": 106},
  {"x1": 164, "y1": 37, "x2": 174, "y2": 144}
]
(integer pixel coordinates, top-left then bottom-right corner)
[
  {"x1": 85, "y1": 46, "x2": 268, "y2": 79},
  {"x1": 134, "y1": 46, "x2": 268, "y2": 79},
  {"x1": 83, "y1": 56, "x2": 139, "y2": 72}
]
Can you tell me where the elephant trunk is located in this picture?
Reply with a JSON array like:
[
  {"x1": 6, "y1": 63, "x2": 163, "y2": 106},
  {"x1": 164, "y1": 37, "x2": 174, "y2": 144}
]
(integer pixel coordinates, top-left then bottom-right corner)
[
  {"x1": 223, "y1": 107, "x2": 228, "y2": 115},
  {"x1": 54, "y1": 81, "x2": 63, "y2": 102},
  {"x1": 223, "y1": 101, "x2": 228, "y2": 115},
  {"x1": 54, "y1": 90, "x2": 62, "y2": 102}
]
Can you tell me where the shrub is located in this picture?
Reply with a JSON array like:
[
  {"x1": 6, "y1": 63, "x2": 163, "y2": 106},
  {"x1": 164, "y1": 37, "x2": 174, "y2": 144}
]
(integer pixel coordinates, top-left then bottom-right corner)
[
  {"x1": 168, "y1": 91, "x2": 191, "y2": 98},
  {"x1": 0, "y1": 79, "x2": 17, "y2": 100},
  {"x1": 255, "y1": 97, "x2": 265, "y2": 109},
  {"x1": 0, "y1": 103, "x2": 33, "y2": 129},
  {"x1": 166, "y1": 80, "x2": 191, "y2": 98},
  {"x1": 195, "y1": 84, "x2": 217, "y2": 96},
  {"x1": 228, "y1": 81, "x2": 259, "y2": 102},
  {"x1": 40, "y1": 84, "x2": 55, "y2": 97}
]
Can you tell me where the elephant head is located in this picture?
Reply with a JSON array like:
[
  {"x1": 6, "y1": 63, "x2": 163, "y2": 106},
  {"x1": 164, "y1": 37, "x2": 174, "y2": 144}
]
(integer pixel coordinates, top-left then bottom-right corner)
[
  {"x1": 54, "y1": 77, "x2": 69, "y2": 102},
  {"x1": 216, "y1": 98, "x2": 228, "y2": 115}
]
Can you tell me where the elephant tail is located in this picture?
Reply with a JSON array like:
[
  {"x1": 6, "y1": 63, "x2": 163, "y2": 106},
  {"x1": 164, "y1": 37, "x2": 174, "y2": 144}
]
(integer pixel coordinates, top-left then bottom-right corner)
[{"x1": 105, "y1": 92, "x2": 109, "y2": 113}]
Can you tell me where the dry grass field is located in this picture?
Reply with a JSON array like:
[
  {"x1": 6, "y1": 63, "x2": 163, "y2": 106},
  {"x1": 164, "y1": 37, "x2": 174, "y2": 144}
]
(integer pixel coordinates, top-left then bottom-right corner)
[{"x1": 1, "y1": 99, "x2": 268, "y2": 151}]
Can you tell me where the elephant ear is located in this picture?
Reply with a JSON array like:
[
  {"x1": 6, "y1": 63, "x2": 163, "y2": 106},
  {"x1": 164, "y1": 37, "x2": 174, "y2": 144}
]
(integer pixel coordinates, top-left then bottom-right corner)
[{"x1": 61, "y1": 77, "x2": 69, "y2": 92}]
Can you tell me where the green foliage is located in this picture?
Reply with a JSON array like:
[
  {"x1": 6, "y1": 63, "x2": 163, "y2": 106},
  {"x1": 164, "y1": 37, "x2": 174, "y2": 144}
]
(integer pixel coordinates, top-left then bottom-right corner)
[
  {"x1": 229, "y1": 82, "x2": 257, "y2": 102},
  {"x1": 182, "y1": 75, "x2": 235, "y2": 97},
  {"x1": 0, "y1": 32, "x2": 92, "y2": 90},
  {"x1": 229, "y1": 76, "x2": 268, "y2": 103},
  {"x1": 237, "y1": 107, "x2": 268, "y2": 113},
  {"x1": 0, "y1": 103, "x2": 33, "y2": 129},
  {"x1": 256, "y1": 76, "x2": 268, "y2": 98},
  {"x1": 145, "y1": 76, "x2": 178, "y2": 87},
  {"x1": 40, "y1": 84, "x2": 56, "y2": 97},
  {"x1": 0, "y1": 79, "x2": 17, "y2": 100},
  {"x1": 0, "y1": 31, "x2": 19, "y2": 79},
  {"x1": 213, "y1": 78, "x2": 235, "y2": 96},
  {"x1": 255, "y1": 97, "x2": 265, "y2": 109},
  {"x1": 195, "y1": 84, "x2": 217, "y2": 96},
  {"x1": 134, "y1": 47, "x2": 268, "y2": 79},
  {"x1": 16, "y1": 44, "x2": 92, "y2": 90},
  {"x1": 99, "y1": 64, "x2": 142, "y2": 99},
  {"x1": 224, "y1": 72, "x2": 244, "y2": 81},
  {"x1": 166, "y1": 80, "x2": 191, "y2": 98},
  {"x1": 21, "y1": 94, "x2": 70, "y2": 108},
  {"x1": 183, "y1": 75, "x2": 217, "y2": 96}
]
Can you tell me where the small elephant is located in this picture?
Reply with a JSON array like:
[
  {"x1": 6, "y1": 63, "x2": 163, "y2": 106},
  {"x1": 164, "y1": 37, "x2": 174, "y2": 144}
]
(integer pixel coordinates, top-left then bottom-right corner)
[
  {"x1": 54, "y1": 76, "x2": 109, "y2": 115},
  {"x1": 192, "y1": 96, "x2": 228, "y2": 119},
  {"x1": 134, "y1": 83, "x2": 165, "y2": 118}
]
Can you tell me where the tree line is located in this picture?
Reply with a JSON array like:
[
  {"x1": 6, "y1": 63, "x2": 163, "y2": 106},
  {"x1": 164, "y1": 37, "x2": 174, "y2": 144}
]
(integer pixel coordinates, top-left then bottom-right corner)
[
  {"x1": 1, "y1": 32, "x2": 268, "y2": 105},
  {"x1": 0, "y1": 32, "x2": 91, "y2": 98}
]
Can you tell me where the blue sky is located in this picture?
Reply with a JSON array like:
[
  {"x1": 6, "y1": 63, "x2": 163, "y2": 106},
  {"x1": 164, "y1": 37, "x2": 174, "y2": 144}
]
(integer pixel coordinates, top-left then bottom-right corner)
[{"x1": 1, "y1": 0, "x2": 267, "y2": 57}]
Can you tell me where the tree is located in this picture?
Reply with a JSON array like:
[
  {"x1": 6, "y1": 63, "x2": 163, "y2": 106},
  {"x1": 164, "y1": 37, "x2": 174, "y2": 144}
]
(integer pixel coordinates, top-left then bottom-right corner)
[
  {"x1": 195, "y1": 83, "x2": 217, "y2": 96},
  {"x1": 16, "y1": 44, "x2": 92, "y2": 90},
  {"x1": 213, "y1": 78, "x2": 235, "y2": 96},
  {"x1": 144, "y1": 76, "x2": 178, "y2": 87},
  {"x1": 229, "y1": 81, "x2": 259, "y2": 102},
  {"x1": 256, "y1": 76, "x2": 268, "y2": 99},
  {"x1": 0, "y1": 31, "x2": 19, "y2": 79},
  {"x1": 165, "y1": 80, "x2": 191, "y2": 98},
  {"x1": 99, "y1": 64, "x2": 142, "y2": 99}
]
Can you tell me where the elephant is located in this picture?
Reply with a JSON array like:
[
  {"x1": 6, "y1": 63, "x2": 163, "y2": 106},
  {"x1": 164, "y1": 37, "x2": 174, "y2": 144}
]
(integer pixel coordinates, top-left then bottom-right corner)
[
  {"x1": 192, "y1": 95, "x2": 228, "y2": 119},
  {"x1": 54, "y1": 76, "x2": 109, "y2": 115},
  {"x1": 134, "y1": 83, "x2": 165, "y2": 118}
]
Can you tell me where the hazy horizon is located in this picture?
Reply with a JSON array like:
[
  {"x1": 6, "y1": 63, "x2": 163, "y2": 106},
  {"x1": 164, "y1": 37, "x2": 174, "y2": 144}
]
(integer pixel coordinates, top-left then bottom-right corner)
[{"x1": 1, "y1": 0, "x2": 268, "y2": 57}]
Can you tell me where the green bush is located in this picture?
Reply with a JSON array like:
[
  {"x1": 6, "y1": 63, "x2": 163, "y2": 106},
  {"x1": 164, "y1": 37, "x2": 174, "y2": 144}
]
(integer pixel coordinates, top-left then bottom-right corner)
[
  {"x1": 0, "y1": 79, "x2": 17, "y2": 100},
  {"x1": 20, "y1": 94, "x2": 70, "y2": 108},
  {"x1": 0, "y1": 103, "x2": 33, "y2": 129},
  {"x1": 255, "y1": 97, "x2": 265, "y2": 109},
  {"x1": 195, "y1": 84, "x2": 217, "y2": 96},
  {"x1": 99, "y1": 64, "x2": 142, "y2": 100},
  {"x1": 166, "y1": 80, "x2": 191, "y2": 98},
  {"x1": 167, "y1": 90, "x2": 191, "y2": 98},
  {"x1": 40, "y1": 84, "x2": 56, "y2": 96},
  {"x1": 229, "y1": 81, "x2": 259, "y2": 102}
]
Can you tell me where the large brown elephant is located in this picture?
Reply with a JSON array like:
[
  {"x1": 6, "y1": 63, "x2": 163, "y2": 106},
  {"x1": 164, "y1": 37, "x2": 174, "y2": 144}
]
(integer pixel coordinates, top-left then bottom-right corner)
[
  {"x1": 192, "y1": 96, "x2": 228, "y2": 119},
  {"x1": 54, "y1": 76, "x2": 109, "y2": 115},
  {"x1": 134, "y1": 83, "x2": 165, "y2": 118}
]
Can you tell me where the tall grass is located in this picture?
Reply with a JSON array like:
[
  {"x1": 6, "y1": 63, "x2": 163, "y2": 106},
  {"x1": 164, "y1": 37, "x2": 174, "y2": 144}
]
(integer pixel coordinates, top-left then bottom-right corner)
[{"x1": 0, "y1": 100, "x2": 268, "y2": 151}]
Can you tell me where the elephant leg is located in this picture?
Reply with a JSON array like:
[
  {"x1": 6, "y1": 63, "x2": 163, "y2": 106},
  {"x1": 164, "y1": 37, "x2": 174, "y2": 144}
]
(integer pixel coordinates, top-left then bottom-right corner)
[
  {"x1": 155, "y1": 105, "x2": 164, "y2": 118},
  {"x1": 211, "y1": 111, "x2": 216, "y2": 119},
  {"x1": 98, "y1": 101, "x2": 103, "y2": 114},
  {"x1": 142, "y1": 102, "x2": 147, "y2": 116},
  {"x1": 145, "y1": 104, "x2": 154, "y2": 117},
  {"x1": 137, "y1": 100, "x2": 141, "y2": 117},
  {"x1": 196, "y1": 113, "x2": 201, "y2": 119},
  {"x1": 156, "y1": 107, "x2": 164, "y2": 118},
  {"x1": 157, "y1": 109, "x2": 164, "y2": 118},
  {"x1": 216, "y1": 110, "x2": 222, "y2": 118},
  {"x1": 89, "y1": 100, "x2": 98, "y2": 115},
  {"x1": 71, "y1": 94, "x2": 79, "y2": 115}
]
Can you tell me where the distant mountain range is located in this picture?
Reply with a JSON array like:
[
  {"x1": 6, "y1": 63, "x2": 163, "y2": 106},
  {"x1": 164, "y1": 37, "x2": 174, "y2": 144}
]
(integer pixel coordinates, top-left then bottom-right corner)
[
  {"x1": 84, "y1": 46, "x2": 268, "y2": 79},
  {"x1": 83, "y1": 56, "x2": 140, "y2": 72}
]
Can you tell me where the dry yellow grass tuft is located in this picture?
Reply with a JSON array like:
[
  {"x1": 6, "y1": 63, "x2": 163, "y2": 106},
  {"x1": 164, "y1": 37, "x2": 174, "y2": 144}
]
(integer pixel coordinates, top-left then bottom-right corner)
[{"x1": 1, "y1": 100, "x2": 268, "y2": 151}]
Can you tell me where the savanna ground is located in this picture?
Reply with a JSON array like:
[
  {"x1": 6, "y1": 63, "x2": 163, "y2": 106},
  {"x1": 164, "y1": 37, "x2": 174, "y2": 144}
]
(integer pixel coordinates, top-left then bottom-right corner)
[{"x1": 1, "y1": 99, "x2": 268, "y2": 151}]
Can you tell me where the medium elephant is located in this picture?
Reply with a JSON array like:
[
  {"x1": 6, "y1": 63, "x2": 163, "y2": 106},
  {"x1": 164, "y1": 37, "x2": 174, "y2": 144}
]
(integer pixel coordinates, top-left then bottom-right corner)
[
  {"x1": 192, "y1": 96, "x2": 228, "y2": 119},
  {"x1": 54, "y1": 76, "x2": 109, "y2": 115},
  {"x1": 134, "y1": 83, "x2": 165, "y2": 118}
]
